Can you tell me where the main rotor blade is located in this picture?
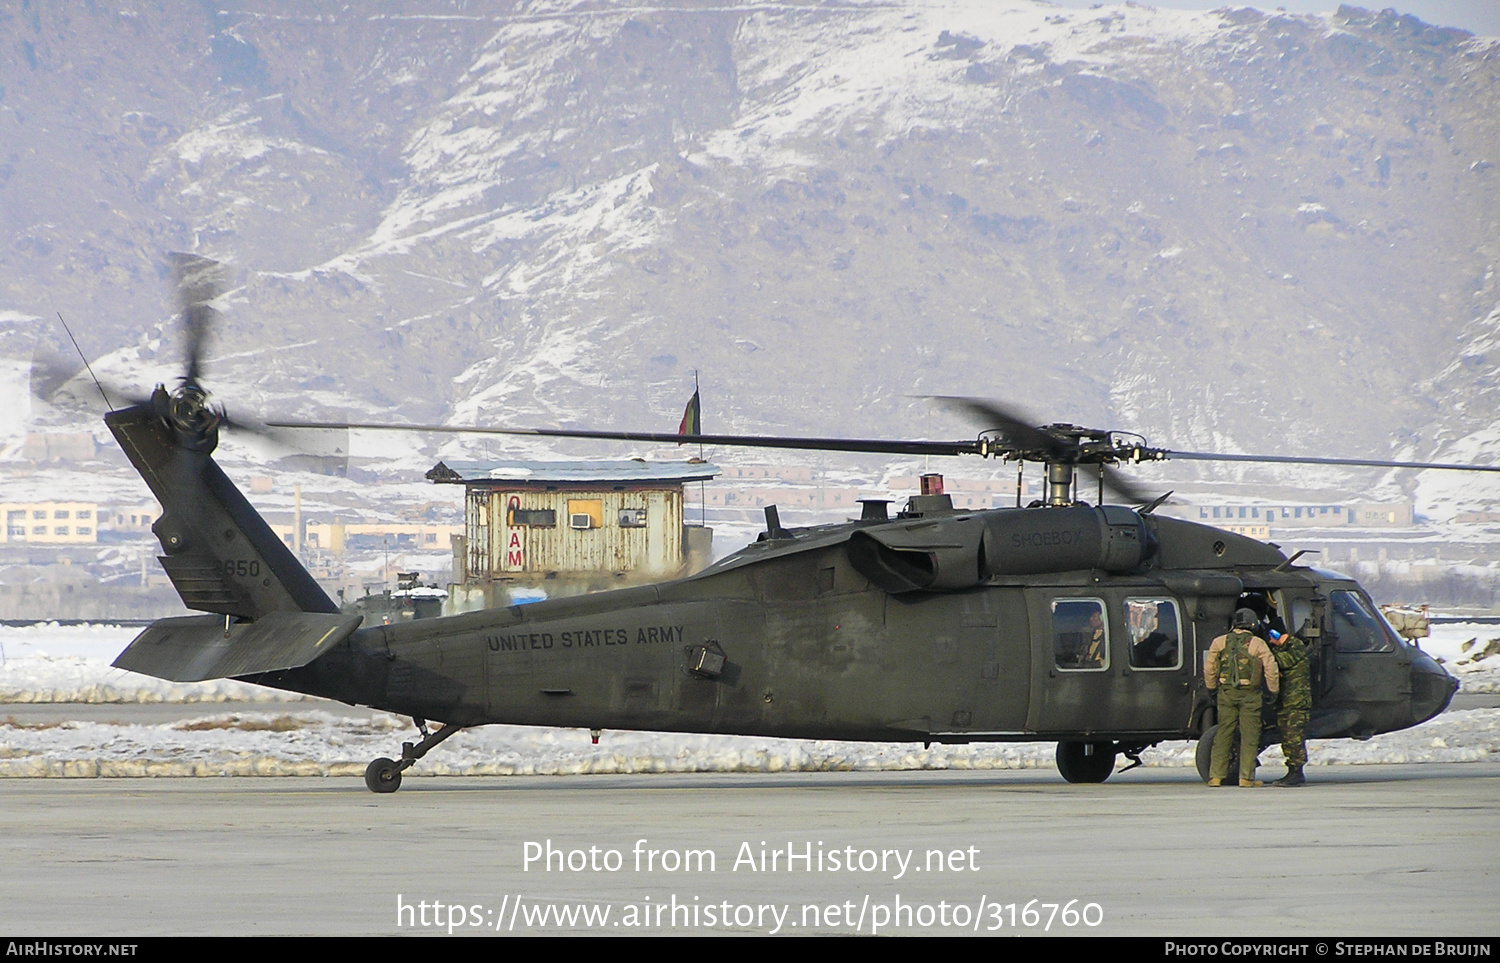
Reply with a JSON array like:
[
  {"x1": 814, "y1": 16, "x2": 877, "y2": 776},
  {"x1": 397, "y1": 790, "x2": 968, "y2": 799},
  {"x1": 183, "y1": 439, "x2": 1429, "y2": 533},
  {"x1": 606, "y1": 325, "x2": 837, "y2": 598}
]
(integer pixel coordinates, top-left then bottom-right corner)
[
  {"x1": 264, "y1": 418, "x2": 1500, "y2": 475},
  {"x1": 266, "y1": 420, "x2": 986, "y2": 457},
  {"x1": 1099, "y1": 463, "x2": 1155, "y2": 505},
  {"x1": 1165, "y1": 450, "x2": 1500, "y2": 473},
  {"x1": 170, "y1": 253, "x2": 224, "y2": 387},
  {"x1": 930, "y1": 396, "x2": 1069, "y2": 456}
]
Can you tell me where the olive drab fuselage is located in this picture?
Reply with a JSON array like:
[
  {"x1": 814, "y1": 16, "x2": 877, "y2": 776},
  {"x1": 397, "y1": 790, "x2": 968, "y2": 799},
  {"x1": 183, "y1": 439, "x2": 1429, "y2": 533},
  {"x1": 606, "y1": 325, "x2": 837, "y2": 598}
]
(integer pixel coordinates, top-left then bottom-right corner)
[
  {"x1": 258, "y1": 511, "x2": 1455, "y2": 749},
  {"x1": 104, "y1": 398, "x2": 1456, "y2": 768}
]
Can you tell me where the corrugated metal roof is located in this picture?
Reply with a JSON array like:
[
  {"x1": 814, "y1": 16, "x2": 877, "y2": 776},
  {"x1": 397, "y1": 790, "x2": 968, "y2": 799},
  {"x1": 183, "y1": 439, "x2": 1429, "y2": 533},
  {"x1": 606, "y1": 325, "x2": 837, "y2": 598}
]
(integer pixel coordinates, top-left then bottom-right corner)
[{"x1": 429, "y1": 459, "x2": 719, "y2": 484}]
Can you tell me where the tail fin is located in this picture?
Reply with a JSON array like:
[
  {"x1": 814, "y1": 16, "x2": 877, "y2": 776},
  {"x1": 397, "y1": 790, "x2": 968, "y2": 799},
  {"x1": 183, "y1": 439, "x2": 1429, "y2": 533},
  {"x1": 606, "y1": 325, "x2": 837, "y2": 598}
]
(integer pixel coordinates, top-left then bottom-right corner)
[
  {"x1": 107, "y1": 395, "x2": 364, "y2": 682},
  {"x1": 107, "y1": 396, "x2": 339, "y2": 619}
]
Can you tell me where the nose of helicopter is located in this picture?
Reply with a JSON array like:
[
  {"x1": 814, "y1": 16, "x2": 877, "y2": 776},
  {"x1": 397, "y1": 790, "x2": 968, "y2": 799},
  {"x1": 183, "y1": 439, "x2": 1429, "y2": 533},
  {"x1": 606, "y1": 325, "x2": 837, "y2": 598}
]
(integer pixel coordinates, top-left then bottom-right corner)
[{"x1": 1409, "y1": 649, "x2": 1459, "y2": 726}]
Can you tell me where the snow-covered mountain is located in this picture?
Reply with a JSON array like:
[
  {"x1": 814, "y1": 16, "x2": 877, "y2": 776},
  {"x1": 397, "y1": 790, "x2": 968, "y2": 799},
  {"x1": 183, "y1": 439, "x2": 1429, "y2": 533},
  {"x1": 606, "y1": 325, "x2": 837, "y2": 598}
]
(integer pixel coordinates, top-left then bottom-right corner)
[{"x1": 2, "y1": 1, "x2": 1497, "y2": 511}]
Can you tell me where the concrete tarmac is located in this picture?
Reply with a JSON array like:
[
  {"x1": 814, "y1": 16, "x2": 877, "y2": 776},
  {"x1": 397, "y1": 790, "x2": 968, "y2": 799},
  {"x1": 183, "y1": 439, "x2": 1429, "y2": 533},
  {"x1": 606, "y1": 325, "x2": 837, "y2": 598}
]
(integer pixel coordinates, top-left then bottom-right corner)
[{"x1": 2, "y1": 765, "x2": 1496, "y2": 936}]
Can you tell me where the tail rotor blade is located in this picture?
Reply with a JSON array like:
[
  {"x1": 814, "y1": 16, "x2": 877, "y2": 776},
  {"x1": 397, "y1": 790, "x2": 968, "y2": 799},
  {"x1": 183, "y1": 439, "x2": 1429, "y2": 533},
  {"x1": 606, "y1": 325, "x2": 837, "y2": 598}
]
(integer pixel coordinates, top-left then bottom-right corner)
[{"x1": 28, "y1": 356, "x2": 152, "y2": 411}]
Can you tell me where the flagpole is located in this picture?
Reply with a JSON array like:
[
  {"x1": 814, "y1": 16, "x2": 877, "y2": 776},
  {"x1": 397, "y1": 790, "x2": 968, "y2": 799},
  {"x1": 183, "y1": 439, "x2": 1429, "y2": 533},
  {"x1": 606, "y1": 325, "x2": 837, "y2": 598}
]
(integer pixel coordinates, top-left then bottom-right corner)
[{"x1": 696, "y1": 370, "x2": 705, "y2": 527}]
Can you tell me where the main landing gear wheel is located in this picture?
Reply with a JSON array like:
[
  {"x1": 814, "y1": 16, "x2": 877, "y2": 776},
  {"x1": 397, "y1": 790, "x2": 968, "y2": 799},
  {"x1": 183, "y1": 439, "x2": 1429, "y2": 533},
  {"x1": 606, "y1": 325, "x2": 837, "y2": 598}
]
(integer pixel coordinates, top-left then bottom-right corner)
[
  {"x1": 1056, "y1": 741, "x2": 1116, "y2": 783},
  {"x1": 1196, "y1": 725, "x2": 1240, "y2": 786},
  {"x1": 365, "y1": 757, "x2": 402, "y2": 793}
]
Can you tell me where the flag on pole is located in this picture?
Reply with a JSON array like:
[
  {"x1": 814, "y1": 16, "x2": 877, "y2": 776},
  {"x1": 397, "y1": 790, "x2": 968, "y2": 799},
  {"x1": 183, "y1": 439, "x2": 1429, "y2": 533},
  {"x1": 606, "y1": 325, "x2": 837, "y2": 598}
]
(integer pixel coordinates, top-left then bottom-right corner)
[{"x1": 677, "y1": 388, "x2": 701, "y2": 442}]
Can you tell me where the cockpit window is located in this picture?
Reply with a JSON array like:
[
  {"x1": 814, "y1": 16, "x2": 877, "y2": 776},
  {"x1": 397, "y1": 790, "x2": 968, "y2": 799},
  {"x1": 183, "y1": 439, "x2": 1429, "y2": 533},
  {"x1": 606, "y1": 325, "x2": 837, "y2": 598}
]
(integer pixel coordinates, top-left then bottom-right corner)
[
  {"x1": 1052, "y1": 598, "x2": 1108, "y2": 671},
  {"x1": 1126, "y1": 598, "x2": 1182, "y2": 669},
  {"x1": 1329, "y1": 590, "x2": 1394, "y2": 653}
]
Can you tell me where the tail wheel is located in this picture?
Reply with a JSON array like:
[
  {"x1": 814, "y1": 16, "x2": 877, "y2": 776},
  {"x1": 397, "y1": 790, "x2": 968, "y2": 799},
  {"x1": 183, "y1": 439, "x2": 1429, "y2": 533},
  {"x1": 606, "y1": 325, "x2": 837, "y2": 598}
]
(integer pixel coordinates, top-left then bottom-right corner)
[
  {"x1": 365, "y1": 757, "x2": 403, "y2": 793},
  {"x1": 1055, "y1": 741, "x2": 1116, "y2": 783}
]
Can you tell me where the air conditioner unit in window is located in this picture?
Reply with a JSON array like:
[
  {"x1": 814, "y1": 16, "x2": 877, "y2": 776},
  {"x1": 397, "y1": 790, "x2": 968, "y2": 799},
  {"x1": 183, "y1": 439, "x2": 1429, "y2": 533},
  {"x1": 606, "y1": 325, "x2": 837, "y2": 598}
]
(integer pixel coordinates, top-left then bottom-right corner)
[{"x1": 570, "y1": 513, "x2": 592, "y2": 530}]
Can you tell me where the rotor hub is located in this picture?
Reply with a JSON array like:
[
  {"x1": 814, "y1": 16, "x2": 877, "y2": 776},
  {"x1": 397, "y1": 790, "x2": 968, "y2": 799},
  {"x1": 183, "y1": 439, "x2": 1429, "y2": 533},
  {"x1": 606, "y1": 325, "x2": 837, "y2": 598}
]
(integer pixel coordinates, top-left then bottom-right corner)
[{"x1": 154, "y1": 383, "x2": 221, "y2": 453}]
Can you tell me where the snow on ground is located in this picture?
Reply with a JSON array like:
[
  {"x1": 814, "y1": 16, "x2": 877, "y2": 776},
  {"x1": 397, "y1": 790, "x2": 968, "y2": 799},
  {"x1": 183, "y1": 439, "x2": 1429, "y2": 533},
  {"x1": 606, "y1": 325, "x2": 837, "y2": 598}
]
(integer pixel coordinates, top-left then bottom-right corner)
[
  {"x1": 1411, "y1": 621, "x2": 1500, "y2": 693},
  {"x1": 0, "y1": 624, "x2": 289, "y2": 701},
  {"x1": 1, "y1": 620, "x2": 1497, "y2": 778},
  {"x1": 5, "y1": 706, "x2": 1494, "y2": 780}
]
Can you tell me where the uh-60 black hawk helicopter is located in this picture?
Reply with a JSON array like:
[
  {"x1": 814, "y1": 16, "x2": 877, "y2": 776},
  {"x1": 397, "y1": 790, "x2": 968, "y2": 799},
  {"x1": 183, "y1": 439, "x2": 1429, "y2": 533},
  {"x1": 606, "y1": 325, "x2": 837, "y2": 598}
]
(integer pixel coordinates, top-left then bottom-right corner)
[{"x1": 101, "y1": 257, "x2": 1486, "y2": 792}]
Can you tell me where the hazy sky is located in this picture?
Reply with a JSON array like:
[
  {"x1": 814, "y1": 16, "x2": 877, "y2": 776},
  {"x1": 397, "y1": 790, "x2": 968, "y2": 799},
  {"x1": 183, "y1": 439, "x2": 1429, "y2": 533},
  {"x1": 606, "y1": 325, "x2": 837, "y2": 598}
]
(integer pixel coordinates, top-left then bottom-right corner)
[{"x1": 1043, "y1": 1, "x2": 1500, "y2": 36}]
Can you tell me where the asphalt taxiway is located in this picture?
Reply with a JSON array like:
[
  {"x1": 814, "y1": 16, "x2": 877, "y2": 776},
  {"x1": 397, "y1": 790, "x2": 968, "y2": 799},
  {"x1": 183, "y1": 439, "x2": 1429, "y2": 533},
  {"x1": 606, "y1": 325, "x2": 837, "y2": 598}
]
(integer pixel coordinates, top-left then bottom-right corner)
[{"x1": 2, "y1": 765, "x2": 1496, "y2": 936}]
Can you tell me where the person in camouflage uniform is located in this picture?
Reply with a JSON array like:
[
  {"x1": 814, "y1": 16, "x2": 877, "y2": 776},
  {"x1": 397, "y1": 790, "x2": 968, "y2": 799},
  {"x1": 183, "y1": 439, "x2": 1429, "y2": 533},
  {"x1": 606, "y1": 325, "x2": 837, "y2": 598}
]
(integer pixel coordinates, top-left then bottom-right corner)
[
  {"x1": 1204, "y1": 608, "x2": 1280, "y2": 787},
  {"x1": 1269, "y1": 628, "x2": 1311, "y2": 787}
]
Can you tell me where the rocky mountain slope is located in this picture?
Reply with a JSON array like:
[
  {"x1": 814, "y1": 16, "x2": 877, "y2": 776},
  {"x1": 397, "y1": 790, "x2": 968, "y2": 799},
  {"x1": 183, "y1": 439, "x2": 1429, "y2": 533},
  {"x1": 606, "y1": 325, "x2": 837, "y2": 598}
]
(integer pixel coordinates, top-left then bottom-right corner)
[{"x1": 2, "y1": 1, "x2": 1497, "y2": 513}]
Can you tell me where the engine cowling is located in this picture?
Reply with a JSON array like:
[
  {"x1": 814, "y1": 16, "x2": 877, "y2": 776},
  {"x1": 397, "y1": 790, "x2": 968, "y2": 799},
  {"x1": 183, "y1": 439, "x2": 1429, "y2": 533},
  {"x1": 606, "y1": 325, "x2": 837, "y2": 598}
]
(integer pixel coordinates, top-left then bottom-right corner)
[{"x1": 847, "y1": 505, "x2": 1152, "y2": 594}]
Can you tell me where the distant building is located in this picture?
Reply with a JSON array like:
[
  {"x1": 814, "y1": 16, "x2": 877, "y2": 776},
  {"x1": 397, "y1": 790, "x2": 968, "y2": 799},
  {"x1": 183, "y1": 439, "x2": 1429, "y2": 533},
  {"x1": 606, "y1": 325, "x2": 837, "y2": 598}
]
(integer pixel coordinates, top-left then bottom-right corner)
[
  {"x1": 260, "y1": 518, "x2": 460, "y2": 554},
  {"x1": 888, "y1": 475, "x2": 1028, "y2": 511},
  {"x1": 428, "y1": 460, "x2": 718, "y2": 610},
  {"x1": 1, "y1": 502, "x2": 99, "y2": 543},
  {"x1": 718, "y1": 464, "x2": 813, "y2": 482},
  {"x1": 701, "y1": 470, "x2": 1026, "y2": 513},
  {"x1": 1193, "y1": 499, "x2": 1413, "y2": 530},
  {"x1": 1348, "y1": 502, "x2": 1415, "y2": 527},
  {"x1": 703, "y1": 484, "x2": 864, "y2": 510},
  {"x1": 103, "y1": 502, "x2": 160, "y2": 534},
  {"x1": 21, "y1": 432, "x2": 96, "y2": 463}
]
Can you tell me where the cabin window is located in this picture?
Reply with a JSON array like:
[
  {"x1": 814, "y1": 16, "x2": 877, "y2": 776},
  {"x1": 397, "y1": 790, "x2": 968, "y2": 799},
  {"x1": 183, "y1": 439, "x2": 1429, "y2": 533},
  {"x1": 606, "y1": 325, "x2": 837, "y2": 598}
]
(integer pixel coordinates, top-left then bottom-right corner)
[
  {"x1": 1051, "y1": 598, "x2": 1108, "y2": 671},
  {"x1": 1125, "y1": 598, "x2": 1182, "y2": 669},
  {"x1": 1329, "y1": 590, "x2": 1394, "y2": 653},
  {"x1": 509, "y1": 509, "x2": 556, "y2": 527},
  {"x1": 619, "y1": 508, "x2": 647, "y2": 528}
]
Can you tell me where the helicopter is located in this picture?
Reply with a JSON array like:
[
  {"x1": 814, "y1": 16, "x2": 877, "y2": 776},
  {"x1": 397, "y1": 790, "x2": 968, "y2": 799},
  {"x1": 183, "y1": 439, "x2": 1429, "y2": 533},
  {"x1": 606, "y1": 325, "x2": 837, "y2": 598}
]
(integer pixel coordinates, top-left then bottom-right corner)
[{"x1": 99, "y1": 259, "x2": 1486, "y2": 792}]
